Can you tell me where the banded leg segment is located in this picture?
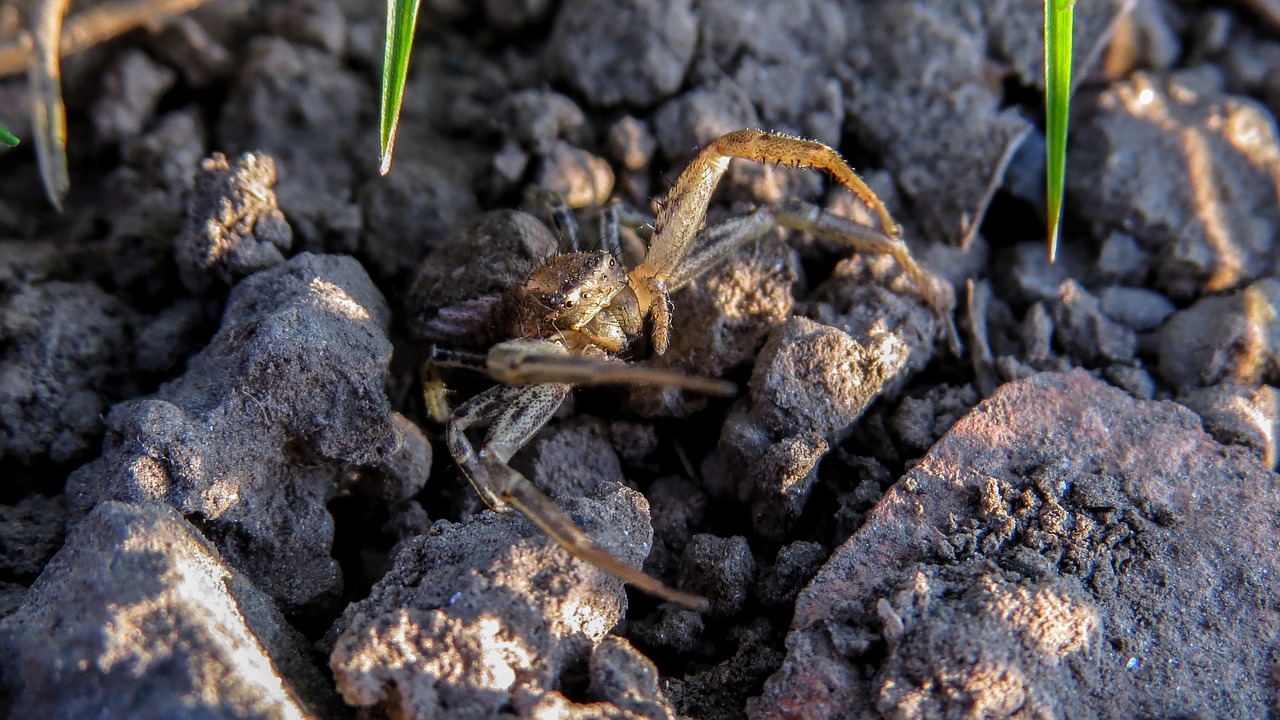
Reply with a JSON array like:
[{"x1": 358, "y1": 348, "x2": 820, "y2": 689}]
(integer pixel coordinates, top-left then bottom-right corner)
[
  {"x1": 447, "y1": 380, "x2": 707, "y2": 610},
  {"x1": 634, "y1": 129, "x2": 903, "y2": 354},
  {"x1": 771, "y1": 199, "x2": 959, "y2": 353}
]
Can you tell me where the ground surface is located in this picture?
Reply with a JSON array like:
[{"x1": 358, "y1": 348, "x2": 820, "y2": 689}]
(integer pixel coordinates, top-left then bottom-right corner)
[{"x1": 2, "y1": 0, "x2": 1280, "y2": 718}]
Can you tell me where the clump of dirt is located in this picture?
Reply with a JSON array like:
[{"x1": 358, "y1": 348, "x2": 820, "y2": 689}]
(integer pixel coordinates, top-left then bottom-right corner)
[{"x1": 2, "y1": 0, "x2": 1280, "y2": 718}]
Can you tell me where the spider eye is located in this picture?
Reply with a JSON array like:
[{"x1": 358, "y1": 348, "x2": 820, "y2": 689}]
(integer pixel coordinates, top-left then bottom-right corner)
[
  {"x1": 608, "y1": 259, "x2": 616, "y2": 268},
  {"x1": 564, "y1": 299, "x2": 575, "y2": 308},
  {"x1": 582, "y1": 292, "x2": 591, "y2": 300}
]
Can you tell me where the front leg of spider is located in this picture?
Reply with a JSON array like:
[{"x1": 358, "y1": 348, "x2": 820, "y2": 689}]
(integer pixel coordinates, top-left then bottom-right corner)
[
  {"x1": 446, "y1": 374, "x2": 707, "y2": 610},
  {"x1": 631, "y1": 129, "x2": 923, "y2": 355}
]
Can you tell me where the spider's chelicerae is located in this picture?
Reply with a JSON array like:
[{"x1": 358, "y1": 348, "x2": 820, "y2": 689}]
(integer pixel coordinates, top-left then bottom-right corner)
[{"x1": 425, "y1": 129, "x2": 955, "y2": 609}]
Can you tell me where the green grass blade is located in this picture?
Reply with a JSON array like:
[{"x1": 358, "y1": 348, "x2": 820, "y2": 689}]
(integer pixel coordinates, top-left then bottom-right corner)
[
  {"x1": 379, "y1": 0, "x2": 422, "y2": 175},
  {"x1": 1045, "y1": 0, "x2": 1075, "y2": 261},
  {"x1": 0, "y1": 124, "x2": 17, "y2": 147}
]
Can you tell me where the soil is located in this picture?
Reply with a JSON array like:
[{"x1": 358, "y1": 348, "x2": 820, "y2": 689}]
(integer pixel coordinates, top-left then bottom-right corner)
[{"x1": 2, "y1": 0, "x2": 1280, "y2": 718}]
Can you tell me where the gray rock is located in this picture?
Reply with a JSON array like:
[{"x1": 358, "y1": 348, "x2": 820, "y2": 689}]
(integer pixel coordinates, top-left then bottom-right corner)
[
  {"x1": 68, "y1": 254, "x2": 429, "y2": 611},
  {"x1": 1068, "y1": 71, "x2": 1280, "y2": 299},
  {"x1": 0, "y1": 282, "x2": 132, "y2": 463},
  {"x1": 678, "y1": 534, "x2": 756, "y2": 618},
  {"x1": 329, "y1": 483, "x2": 653, "y2": 719},
  {"x1": 484, "y1": 0, "x2": 554, "y2": 32},
  {"x1": 92, "y1": 49, "x2": 177, "y2": 148},
  {"x1": 652, "y1": 78, "x2": 760, "y2": 164},
  {"x1": 1157, "y1": 277, "x2": 1280, "y2": 388},
  {"x1": 0, "y1": 495, "x2": 65, "y2": 577},
  {"x1": 407, "y1": 210, "x2": 559, "y2": 349},
  {"x1": 0, "y1": 501, "x2": 338, "y2": 719},
  {"x1": 218, "y1": 37, "x2": 370, "y2": 252},
  {"x1": 175, "y1": 152, "x2": 293, "y2": 291},
  {"x1": 264, "y1": 0, "x2": 347, "y2": 56},
  {"x1": 755, "y1": 540, "x2": 828, "y2": 609},
  {"x1": 535, "y1": 141, "x2": 615, "y2": 209},
  {"x1": 543, "y1": 0, "x2": 696, "y2": 108},
  {"x1": 1053, "y1": 280, "x2": 1138, "y2": 365},
  {"x1": 1178, "y1": 383, "x2": 1280, "y2": 467},
  {"x1": 358, "y1": 157, "x2": 481, "y2": 283},
  {"x1": 753, "y1": 370, "x2": 1280, "y2": 719},
  {"x1": 1098, "y1": 285, "x2": 1177, "y2": 331},
  {"x1": 492, "y1": 89, "x2": 587, "y2": 156}
]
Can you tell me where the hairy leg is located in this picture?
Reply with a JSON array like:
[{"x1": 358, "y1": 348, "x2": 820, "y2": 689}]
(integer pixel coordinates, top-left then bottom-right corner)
[{"x1": 447, "y1": 380, "x2": 707, "y2": 609}]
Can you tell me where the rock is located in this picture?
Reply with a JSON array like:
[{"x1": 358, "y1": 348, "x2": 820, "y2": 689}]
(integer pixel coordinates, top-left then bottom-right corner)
[
  {"x1": 0, "y1": 501, "x2": 338, "y2": 718},
  {"x1": 67, "y1": 254, "x2": 428, "y2": 611},
  {"x1": 678, "y1": 534, "x2": 756, "y2": 618},
  {"x1": 1068, "y1": 71, "x2": 1280, "y2": 298},
  {"x1": 484, "y1": 0, "x2": 554, "y2": 32},
  {"x1": 841, "y1": 2, "x2": 1033, "y2": 247},
  {"x1": 642, "y1": 476, "x2": 706, "y2": 580},
  {"x1": 218, "y1": 37, "x2": 370, "y2": 252},
  {"x1": 652, "y1": 79, "x2": 760, "y2": 164},
  {"x1": 92, "y1": 49, "x2": 177, "y2": 148},
  {"x1": 535, "y1": 141, "x2": 615, "y2": 209},
  {"x1": 755, "y1": 540, "x2": 828, "y2": 609},
  {"x1": 511, "y1": 417, "x2": 625, "y2": 499},
  {"x1": 1094, "y1": 232, "x2": 1151, "y2": 284},
  {"x1": 147, "y1": 15, "x2": 235, "y2": 88},
  {"x1": 667, "y1": 620, "x2": 784, "y2": 720},
  {"x1": 174, "y1": 152, "x2": 293, "y2": 291},
  {"x1": 264, "y1": 0, "x2": 347, "y2": 56},
  {"x1": 0, "y1": 495, "x2": 65, "y2": 577},
  {"x1": 704, "y1": 252, "x2": 943, "y2": 540},
  {"x1": 1178, "y1": 383, "x2": 1280, "y2": 467},
  {"x1": 0, "y1": 282, "x2": 132, "y2": 464},
  {"x1": 628, "y1": 230, "x2": 796, "y2": 417},
  {"x1": 751, "y1": 370, "x2": 1280, "y2": 719},
  {"x1": 585, "y1": 635, "x2": 678, "y2": 719},
  {"x1": 607, "y1": 116, "x2": 656, "y2": 172},
  {"x1": 693, "y1": 0, "x2": 851, "y2": 146},
  {"x1": 358, "y1": 158, "x2": 480, "y2": 283},
  {"x1": 492, "y1": 89, "x2": 587, "y2": 156},
  {"x1": 329, "y1": 483, "x2": 654, "y2": 719},
  {"x1": 1156, "y1": 277, "x2": 1280, "y2": 388},
  {"x1": 1052, "y1": 280, "x2": 1138, "y2": 365},
  {"x1": 543, "y1": 0, "x2": 697, "y2": 108},
  {"x1": 890, "y1": 384, "x2": 980, "y2": 456},
  {"x1": 1098, "y1": 285, "x2": 1177, "y2": 331}
]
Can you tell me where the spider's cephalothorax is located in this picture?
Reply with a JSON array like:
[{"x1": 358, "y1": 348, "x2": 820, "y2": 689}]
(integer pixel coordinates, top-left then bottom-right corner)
[
  {"x1": 427, "y1": 129, "x2": 957, "y2": 610},
  {"x1": 502, "y1": 250, "x2": 640, "y2": 353}
]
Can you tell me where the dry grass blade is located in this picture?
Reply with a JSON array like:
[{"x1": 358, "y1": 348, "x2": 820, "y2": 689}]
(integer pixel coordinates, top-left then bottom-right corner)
[
  {"x1": 2, "y1": 0, "x2": 216, "y2": 209},
  {"x1": 0, "y1": 0, "x2": 215, "y2": 78},
  {"x1": 29, "y1": 0, "x2": 70, "y2": 211}
]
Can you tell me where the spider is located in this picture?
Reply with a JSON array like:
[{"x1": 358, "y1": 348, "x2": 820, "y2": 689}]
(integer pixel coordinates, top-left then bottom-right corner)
[{"x1": 420, "y1": 129, "x2": 955, "y2": 610}]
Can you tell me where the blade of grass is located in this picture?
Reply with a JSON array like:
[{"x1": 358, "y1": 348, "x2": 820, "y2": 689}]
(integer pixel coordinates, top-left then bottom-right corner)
[
  {"x1": 1044, "y1": 0, "x2": 1075, "y2": 262},
  {"x1": 30, "y1": 0, "x2": 71, "y2": 210},
  {"x1": 379, "y1": 0, "x2": 421, "y2": 175},
  {"x1": 0, "y1": 124, "x2": 17, "y2": 147}
]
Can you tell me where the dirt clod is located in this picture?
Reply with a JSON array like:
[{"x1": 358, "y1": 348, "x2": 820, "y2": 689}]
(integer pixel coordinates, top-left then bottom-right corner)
[
  {"x1": 0, "y1": 501, "x2": 339, "y2": 718},
  {"x1": 67, "y1": 253, "x2": 423, "y2": 611},
  {"x1": 752, "y1": 370, "x2": 1280, "y2": 719}
]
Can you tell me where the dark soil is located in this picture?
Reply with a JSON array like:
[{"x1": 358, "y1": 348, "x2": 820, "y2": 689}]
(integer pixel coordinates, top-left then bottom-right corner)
[{"x1": 3, "y1": 0, "x2": 1280, "y2": 718}]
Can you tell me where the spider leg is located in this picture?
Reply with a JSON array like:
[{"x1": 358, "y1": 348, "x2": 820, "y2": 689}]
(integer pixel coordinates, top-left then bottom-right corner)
[
  {"x1": 447, "y1": 378, "x2": 708, "y2": 610},
  {"x1": 770, "y1": 199, "x2": 960, "y2": 353},
  {"x1": 632, "y1": 129, "x2": 904, "y2": 353},
  {"x1": 526, "y1": 187, "x2": 580, "y2": 252},
  {"x1": 598, "y1": 202, "x2": 624, "y2": 262},
  {"x1": 487, "y1": 338, "x2": 735, "y2": 395}
]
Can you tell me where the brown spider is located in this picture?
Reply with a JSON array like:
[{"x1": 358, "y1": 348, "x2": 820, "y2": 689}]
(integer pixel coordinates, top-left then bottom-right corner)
[{"x1": 423, "y1": 129, "x2": 955, "y2": 610}]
